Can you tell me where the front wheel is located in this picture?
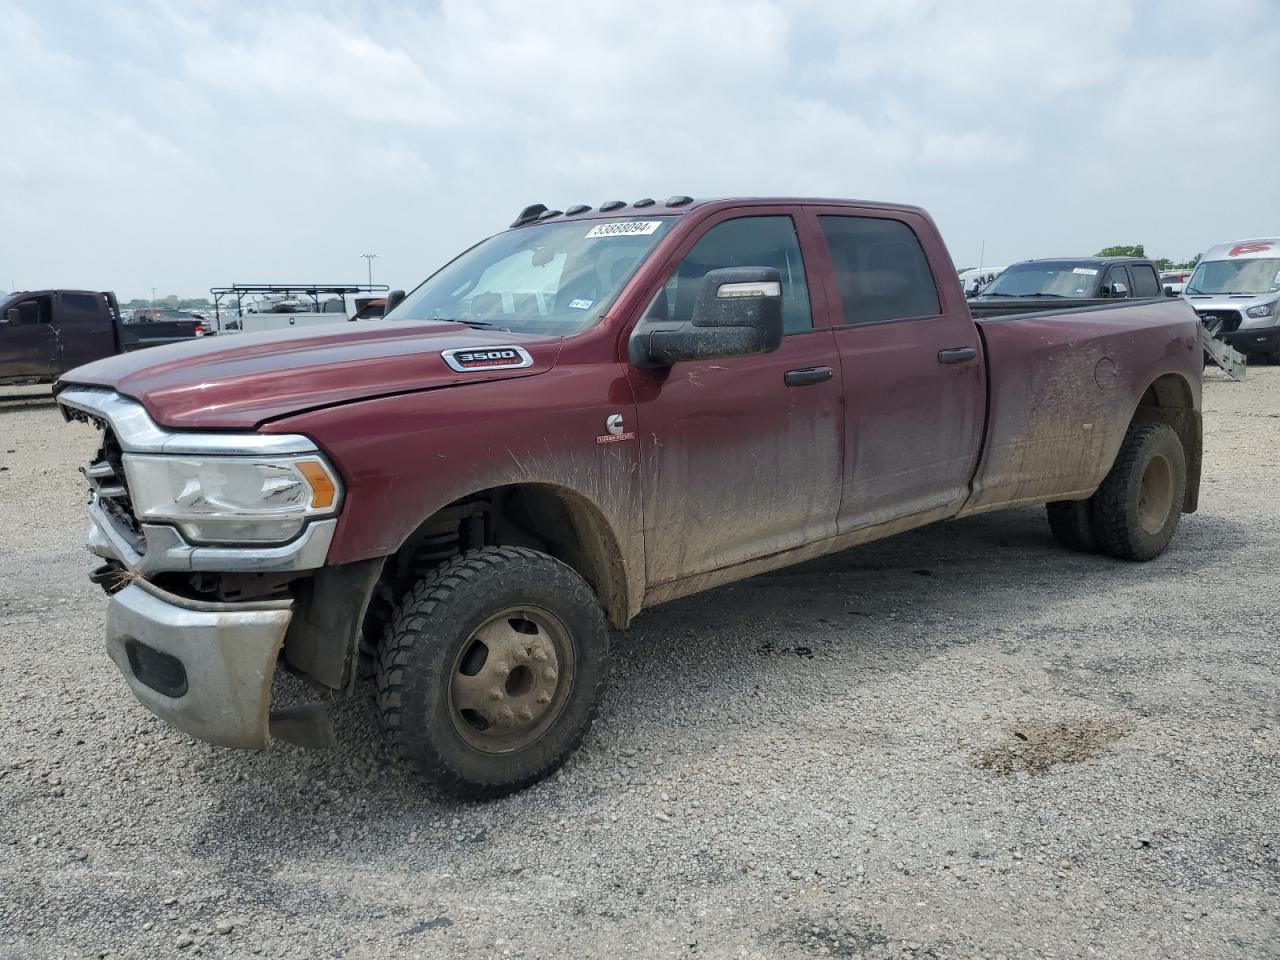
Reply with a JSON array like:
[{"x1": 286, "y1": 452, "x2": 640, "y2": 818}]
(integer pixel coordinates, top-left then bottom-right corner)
[
  {"x1": 1090, "y1": 423, "x2": 1187, "y2": 561},
  {"x1": 375, "y1": 546, "x2": 609, "y2": 798}
]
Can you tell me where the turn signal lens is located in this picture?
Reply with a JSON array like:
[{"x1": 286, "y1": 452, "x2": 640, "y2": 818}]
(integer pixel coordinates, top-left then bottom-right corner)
[{"x1": 297, "y1": 460, "x2": 337, "y2": 509}]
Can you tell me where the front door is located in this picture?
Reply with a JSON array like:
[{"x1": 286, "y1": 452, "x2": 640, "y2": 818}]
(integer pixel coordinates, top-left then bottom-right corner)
[
  {"x1": 809, "y1": 210, "x2": 986, "y2": 532},
  {"x1": 0, "y1": 295, "x2": 57, "y2": 380},
  {"x1": 627, "y1": 211, "x2": 843, "y2": 586}
]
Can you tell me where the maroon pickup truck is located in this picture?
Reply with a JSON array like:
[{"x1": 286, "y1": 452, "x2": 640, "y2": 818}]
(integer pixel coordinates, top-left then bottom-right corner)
[{"x1": 55, "y1": 197, "x2": 1203, "y2": 797}]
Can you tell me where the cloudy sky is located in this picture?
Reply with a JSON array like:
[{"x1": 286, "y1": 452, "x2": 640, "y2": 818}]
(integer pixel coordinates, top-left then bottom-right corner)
[{"x1": 1, "y1": 0, "x2": 1276, "y2": 299}]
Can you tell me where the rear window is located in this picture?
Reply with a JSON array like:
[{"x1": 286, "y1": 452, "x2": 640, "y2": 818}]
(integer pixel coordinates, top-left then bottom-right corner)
[
  {"x1": 818, "y1": 216, "x2": 941, "y2": 325},
  {"x1": 60, "y1": 294, "x2": 102, "y2": 325},
  {"x1": 1131, "y1": 264, "x2": 1160, "y2": 298}
]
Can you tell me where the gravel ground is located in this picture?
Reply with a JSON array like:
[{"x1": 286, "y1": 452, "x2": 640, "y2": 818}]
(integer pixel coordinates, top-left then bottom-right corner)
[{"x1": 1, "y1": 369, "x2": 1277, "y2": 960}]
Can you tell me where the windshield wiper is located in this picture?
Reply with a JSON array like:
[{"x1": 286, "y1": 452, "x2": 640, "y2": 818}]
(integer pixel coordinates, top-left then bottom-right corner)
[
  {"x1": 431, "y1": 318, "x2": 496, "y2": 328},
  {"x1": 1018, "y1": 292, "x2": 1068, "y2": 298}
]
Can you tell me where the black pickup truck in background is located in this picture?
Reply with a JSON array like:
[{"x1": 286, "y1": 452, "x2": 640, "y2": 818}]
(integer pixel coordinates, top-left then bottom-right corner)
[
  {"x1": 0, "y1": 290, "x2": 205, "y2": 385},
  {"x1": 968, "y1": 257, "x2": 1171, "y2": 318}
]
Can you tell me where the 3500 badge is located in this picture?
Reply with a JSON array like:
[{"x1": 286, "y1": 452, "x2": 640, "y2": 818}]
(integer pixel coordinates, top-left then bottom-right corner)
[{"x1": 442, "y1": 346, "x2": 535, "y2": 372}]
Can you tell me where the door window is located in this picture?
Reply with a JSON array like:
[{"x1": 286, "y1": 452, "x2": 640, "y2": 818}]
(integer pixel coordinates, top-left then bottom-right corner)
[
  {"x1": 647, "y1": 216, "x2": 812, "y2": 333},
  {"x1": 10, "y1": 298, "x2": 50, "y2": 325},
  {"x1": 818, "y1": 216, "x2": 941, "y2": 325},
  {"x1": 1130, "y1": 264, "x2": 1160, "y2": 298},
  {"x1": 60, "y1": 294, "x2": 102, "y2": 325},
  {"x1": 1103, "y1": 266, "x2": 1131, "y2": 298}
]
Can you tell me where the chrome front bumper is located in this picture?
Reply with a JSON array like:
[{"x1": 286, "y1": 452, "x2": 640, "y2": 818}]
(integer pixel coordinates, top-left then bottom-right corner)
[{"x1": 106, "y1": 579, "x2": 293, "y2": 749}]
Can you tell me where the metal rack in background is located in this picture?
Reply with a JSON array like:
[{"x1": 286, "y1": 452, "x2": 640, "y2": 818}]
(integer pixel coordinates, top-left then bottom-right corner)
[{"x1": 209, "y1": 283, "x2": 389, "y2": 333}]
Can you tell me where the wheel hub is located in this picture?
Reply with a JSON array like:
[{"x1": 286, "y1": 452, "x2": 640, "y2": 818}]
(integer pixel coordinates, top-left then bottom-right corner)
[
  {"x1": 1137, "y1": 453, "x2": 1173, "y2": 536},
  {"x1": 448, "y1": 607, "x2": 571, "y2": 753}
]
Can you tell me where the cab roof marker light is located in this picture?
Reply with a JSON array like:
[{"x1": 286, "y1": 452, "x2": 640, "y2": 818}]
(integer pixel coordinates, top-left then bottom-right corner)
[
  {"x1": 564, "y1": 204, "x2": 591, "y2": 216},
  {"x1": 510, "y1": 203, "x2": 548, "y2": 228},
  {"x1": 599, "y1": 200, "x2": 626, "y2": 212},
  {"x1": 536, "y1": 209, "x2": 564, "y2": 220},
  {"x1": 665, "y1": 195, "x2": 693, "y2": 207},
  {"x1": 633, "y1": 198, "x2": 656, "y2": 208}
]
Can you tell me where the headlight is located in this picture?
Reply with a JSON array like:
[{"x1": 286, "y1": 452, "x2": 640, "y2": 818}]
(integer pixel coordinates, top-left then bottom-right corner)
[
  {"x1": 122, "y1": 454, "x2": 341, "y2": 545},
  {"x1": 1245, "y1": 301, "x2": 1278, "y2": 319}
]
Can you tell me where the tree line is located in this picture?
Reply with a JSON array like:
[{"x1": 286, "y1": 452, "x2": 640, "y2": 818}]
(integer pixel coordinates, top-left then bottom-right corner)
[{"x1": 1093, "y1": 245, "x2": 1199, "y2": 270}]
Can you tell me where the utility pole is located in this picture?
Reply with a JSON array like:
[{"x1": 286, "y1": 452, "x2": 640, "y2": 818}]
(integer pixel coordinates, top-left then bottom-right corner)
[
  {"x1": 360, "y1": 253, "x2": 378, "y2": 287},
  {"x1": 979, "y1": 240, "x2": 986, "y2": 269}
]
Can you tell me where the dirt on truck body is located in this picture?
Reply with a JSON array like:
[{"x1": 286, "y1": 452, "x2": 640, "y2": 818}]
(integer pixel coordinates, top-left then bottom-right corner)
[{"x1": 54, "y1": 195, "x2": 1203, "y2": 797}]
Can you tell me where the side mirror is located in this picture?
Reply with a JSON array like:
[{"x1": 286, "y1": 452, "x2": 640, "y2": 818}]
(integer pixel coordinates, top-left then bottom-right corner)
[
  {"x1": 630, "y1": 267, "x2": 784, "y2": 368},
  {"x1": 1163, "y1": 285, "x2": 1176, "y2": 297},
  {"x1": 1, "y1": 307, "x2": 17, "y2": 326},
  {"x1": 385, "y1": 289, "x2": 406, "y2": 313}
]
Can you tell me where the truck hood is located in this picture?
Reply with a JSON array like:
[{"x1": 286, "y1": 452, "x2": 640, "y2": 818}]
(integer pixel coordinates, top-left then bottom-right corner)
[{"x1": 57, "y1": 320, "x2": 563, "y2": 429}]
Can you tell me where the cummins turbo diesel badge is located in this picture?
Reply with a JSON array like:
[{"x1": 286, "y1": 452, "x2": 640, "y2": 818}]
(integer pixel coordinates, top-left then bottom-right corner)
[{"x1": 442, "y1": 345, "x2": 534, "y2": 372}]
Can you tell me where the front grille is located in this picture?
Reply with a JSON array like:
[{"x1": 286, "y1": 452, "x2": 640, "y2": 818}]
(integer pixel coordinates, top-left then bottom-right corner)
[
  {"x1": 82, "y1": 425, "x2": 146, "y2": 550},
  {"x1": 1197, "y1": 309, "x2": 1242, "y2": 334}
]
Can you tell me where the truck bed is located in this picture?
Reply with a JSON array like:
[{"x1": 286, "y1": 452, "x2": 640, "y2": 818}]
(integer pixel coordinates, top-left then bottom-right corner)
[
  {"x1": 117, "y1": 320, "x2": 205, "y2": 351},
  {"x1": 968, "y1": 296, "x2": 1170, "y2": 321},
  {"x1": 963, "y1": 296, "x2": 1202, "y2": 515}
]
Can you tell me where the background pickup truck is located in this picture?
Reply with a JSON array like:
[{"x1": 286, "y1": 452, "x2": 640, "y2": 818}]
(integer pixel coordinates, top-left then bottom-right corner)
[
  {"x1": 0, "y1": 289, "x2": 204, "y2": 385},
  {"x1": 55, "y1": 196, "x2": 1203, "y2": 798},
  {"x1": 968, "y1": 256, "x2": 1169, "y2": 318}
]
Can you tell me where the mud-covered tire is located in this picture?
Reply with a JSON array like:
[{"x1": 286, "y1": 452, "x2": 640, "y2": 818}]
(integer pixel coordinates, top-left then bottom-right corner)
[
  {"x1": 1091, "y1": 423, "x2": 1187, "y2": 561},
  {"x1": 1046, "y1": 499, "x2": 1099, "y2": 553},
  {"x1": 375, "y1": 546, "x2": 609, "y2": 799}
]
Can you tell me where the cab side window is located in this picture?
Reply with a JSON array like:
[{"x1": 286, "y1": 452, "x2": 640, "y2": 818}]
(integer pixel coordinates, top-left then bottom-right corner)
[
  {"x1": 648, "y1": 216, "x2": 812, "y2": 333},
  {"x1": 1131, "y1": 264, "x2": 1160, "y2": 298},
  {"x1": 1103, "y1": 266, "x2": 1131, "y2": 298},
  {"x1": 11, "y1": 298, "x2": 48, "y2": 325},
  {"x1": 818, "y1": 216, "x2": 941, "y2": 325},
  {"x1": 60, "y1": 294, "x2": 102, "y2": 326}
]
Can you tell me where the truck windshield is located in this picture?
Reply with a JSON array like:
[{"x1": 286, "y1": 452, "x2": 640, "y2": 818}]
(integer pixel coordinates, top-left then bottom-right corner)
[
  {"x1": 390, "y1": 218, "x2": 674, "y2": 334},
  {"x1": 1185, "y1": 258, "x2": 1280, "y2": 296},
  {"x1": 980, "y1": 263, "x2": 1100, "y2": 298}
]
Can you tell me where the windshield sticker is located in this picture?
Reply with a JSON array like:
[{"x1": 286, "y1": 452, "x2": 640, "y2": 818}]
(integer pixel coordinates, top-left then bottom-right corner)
[
  {"x1": 568, "y1": 298, "x2": 594, "y2": 310},
  {"x1": 442, "y1": 345, "x2": 534, "y2": 373},
  {"x1": 585, "y1": 221, "x2": 662, "y2": 239},
  {"x1": 1072, "y1": 267, "x2": 1099, "y2": 275}
]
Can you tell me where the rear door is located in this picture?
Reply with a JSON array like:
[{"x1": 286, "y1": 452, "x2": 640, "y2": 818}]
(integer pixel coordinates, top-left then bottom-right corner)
[
  {"x1": 809, "y1": 208, "x2": 986, "y2": 532},
  {"x1": 627, "y1": 208, "x2": 843, "y2": 585},
  {"x1": 55, "y1": 292, "x2": 115, "y2": 372}
]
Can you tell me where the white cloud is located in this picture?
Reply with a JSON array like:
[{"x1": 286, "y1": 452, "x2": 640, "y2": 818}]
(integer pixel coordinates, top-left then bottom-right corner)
[{"x1": 0, "y1": 0, "x2": 1276, "y2": 295}]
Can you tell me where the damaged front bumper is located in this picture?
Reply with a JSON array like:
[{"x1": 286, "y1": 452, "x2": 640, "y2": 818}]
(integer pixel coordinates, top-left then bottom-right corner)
[{"x1": 106, "y1": 578, "x2": 293, "y2": 749}]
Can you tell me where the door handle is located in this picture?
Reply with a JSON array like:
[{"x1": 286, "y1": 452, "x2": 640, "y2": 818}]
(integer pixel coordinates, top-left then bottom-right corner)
[
  {"x1": 937, "y1": 347, "x2": 978, "y2": 365},
  {"x1": 784, "y1": 366, "x2": 833, "y2": 387}
]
